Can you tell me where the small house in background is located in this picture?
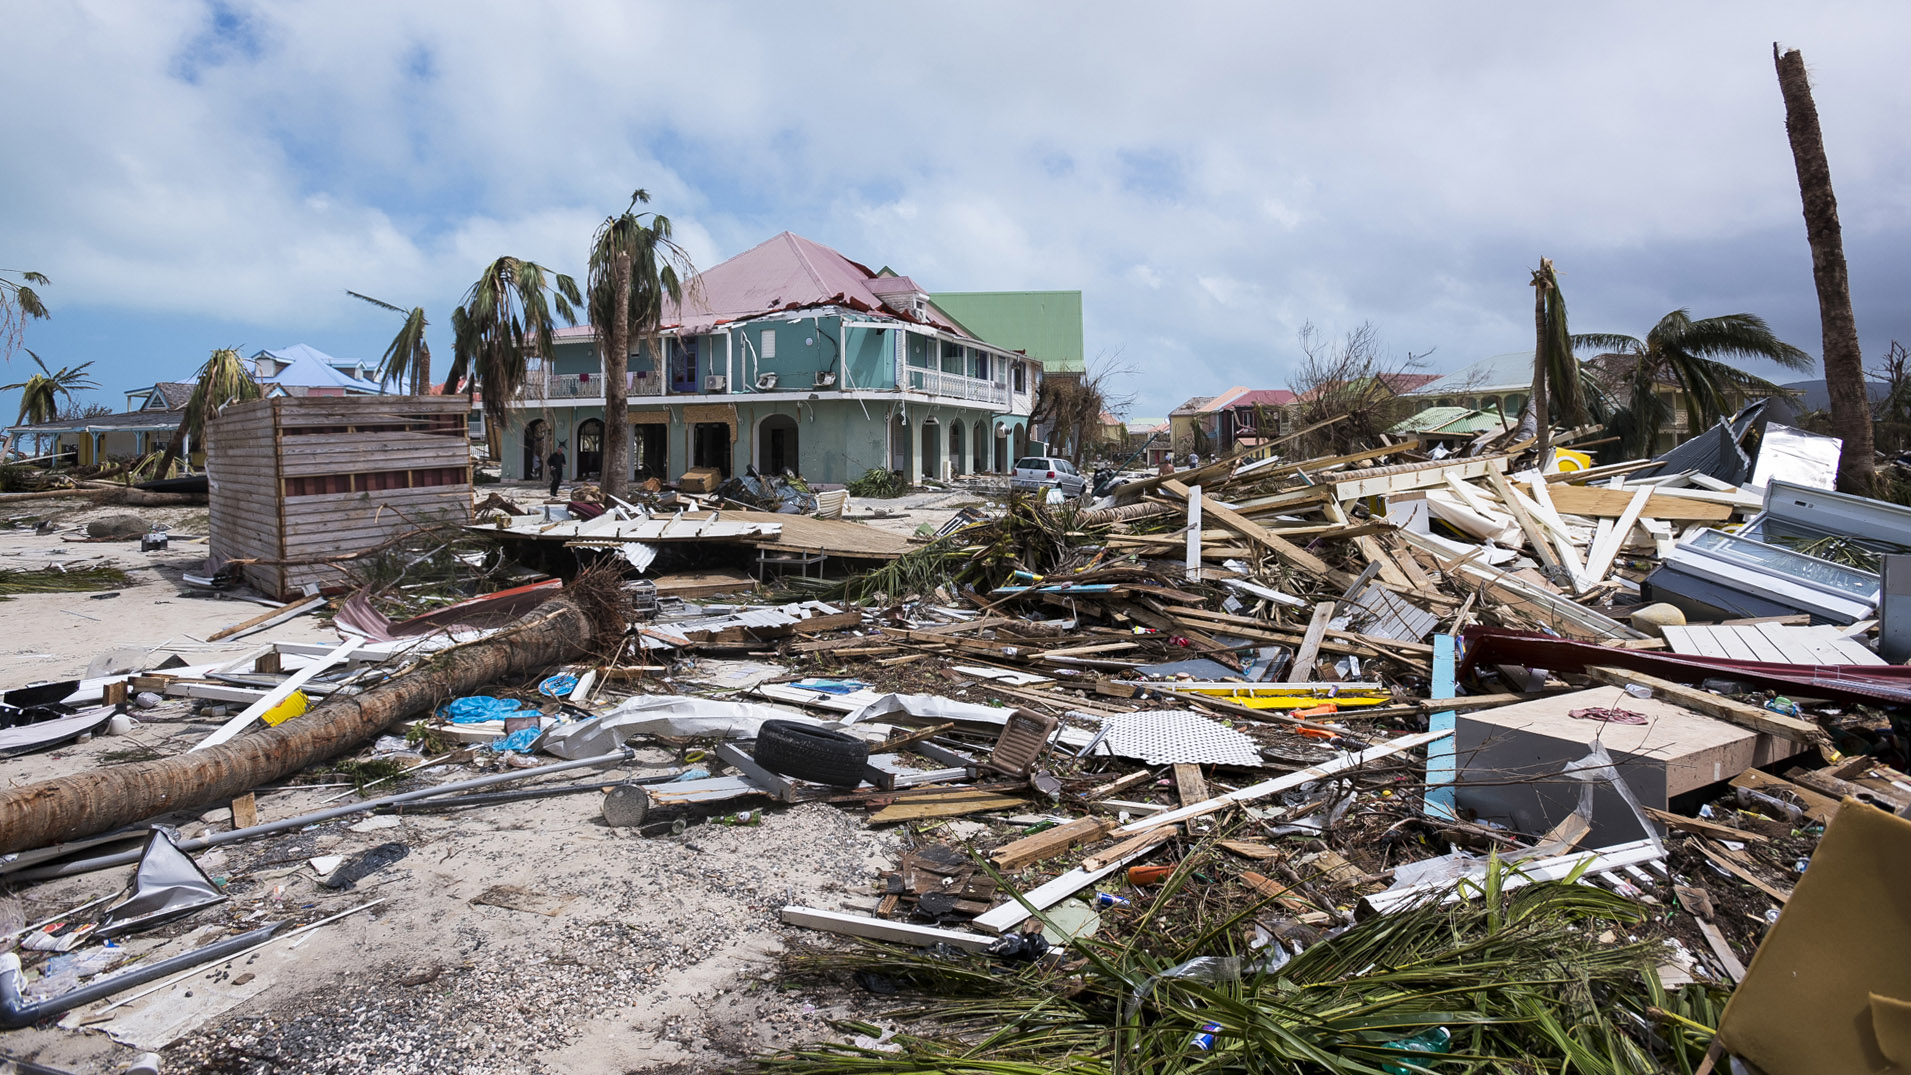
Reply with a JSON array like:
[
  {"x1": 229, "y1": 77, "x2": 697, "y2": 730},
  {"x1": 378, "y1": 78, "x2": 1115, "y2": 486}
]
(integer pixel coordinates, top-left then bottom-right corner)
[
  {"x1": 248, "y1": 344, "x2": 392, "y2": 396},
  {"x1": 207, "y1": 395, "x2": 471, "y2": 598}
]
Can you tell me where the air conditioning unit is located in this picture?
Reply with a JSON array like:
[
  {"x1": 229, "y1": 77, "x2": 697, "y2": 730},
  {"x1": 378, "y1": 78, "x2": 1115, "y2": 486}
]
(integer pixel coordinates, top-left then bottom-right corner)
[
  {"x1": 703, "y1": 375, "x2": 728, "y2": 392},
  {"x1": 813, "y1": 371, "x2": 837, "y2": 388},
  {"x1": 755, "y1": 372, "x2": 779, "y2": 391}
]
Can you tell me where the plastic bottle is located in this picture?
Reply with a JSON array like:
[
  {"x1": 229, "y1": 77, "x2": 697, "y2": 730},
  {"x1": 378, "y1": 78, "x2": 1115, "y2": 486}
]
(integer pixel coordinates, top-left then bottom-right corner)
[
  {"x1": 718, "y1": 810, "x2": 761, "y2": 827},
  {"x1": 1380, "y1": 1027, "x2": 1451, "y2": 1073}
]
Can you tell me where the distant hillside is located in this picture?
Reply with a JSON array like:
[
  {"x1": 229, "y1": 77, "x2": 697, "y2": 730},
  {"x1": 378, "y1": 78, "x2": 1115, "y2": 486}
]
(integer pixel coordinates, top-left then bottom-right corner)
[{"x1": 1779, "y1": 379, "x2": 1891, "y2": 412}]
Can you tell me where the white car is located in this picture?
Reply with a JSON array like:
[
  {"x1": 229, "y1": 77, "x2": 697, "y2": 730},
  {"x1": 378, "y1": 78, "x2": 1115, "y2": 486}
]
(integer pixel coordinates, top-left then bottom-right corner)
[{"x1": 1010, "y1": 456, "x2": 1087, "y2": 497}]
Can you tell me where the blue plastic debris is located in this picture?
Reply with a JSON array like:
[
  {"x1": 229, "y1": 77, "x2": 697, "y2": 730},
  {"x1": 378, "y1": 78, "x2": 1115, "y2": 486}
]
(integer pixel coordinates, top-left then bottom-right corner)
[
  {"x1": 538, "y1": 673, "x2": 580, "y2": 698},
  {"x1": 487, "y1": 726, "x2": 544, "y2": 754},
  {"x1": 438, "y1": 696, "x2": 526, "y2": 724},
  {"x1": 791, "y1": 678, "x2": 867, "y2": 695}
]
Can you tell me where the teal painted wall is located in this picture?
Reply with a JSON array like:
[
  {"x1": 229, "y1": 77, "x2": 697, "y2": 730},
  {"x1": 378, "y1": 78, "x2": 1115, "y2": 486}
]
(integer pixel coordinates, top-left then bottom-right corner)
[{"x1": 843, "y1": 326, "x2": 893, "y2": 389}]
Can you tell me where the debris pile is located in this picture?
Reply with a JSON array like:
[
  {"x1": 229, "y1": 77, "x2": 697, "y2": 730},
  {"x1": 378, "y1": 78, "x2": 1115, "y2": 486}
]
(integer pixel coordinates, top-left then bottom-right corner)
[{"x1": 0, "y1": 420, "x2": 1906, "y2": 1073}]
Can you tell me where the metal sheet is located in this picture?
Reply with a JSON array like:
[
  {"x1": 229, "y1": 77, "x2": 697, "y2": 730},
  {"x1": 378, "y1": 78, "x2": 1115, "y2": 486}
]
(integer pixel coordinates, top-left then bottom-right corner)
[
  {"x1": 1095, "y1": 710, "x2": 1262, "y2": 767},
  {"x1": 98, "y1": 831, "x2": 227, "y2": 937}
]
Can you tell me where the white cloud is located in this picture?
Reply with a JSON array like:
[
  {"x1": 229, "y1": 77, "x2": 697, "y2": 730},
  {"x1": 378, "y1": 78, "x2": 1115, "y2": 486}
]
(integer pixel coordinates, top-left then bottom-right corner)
[{"x1": 4, "y1": 0, "x2": 1909, "y2": 414}]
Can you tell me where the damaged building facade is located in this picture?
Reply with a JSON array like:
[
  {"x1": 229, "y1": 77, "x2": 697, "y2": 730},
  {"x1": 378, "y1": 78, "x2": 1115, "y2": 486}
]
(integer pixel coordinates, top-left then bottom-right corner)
[{"x1": 499, "y1": 232, "x2": 1063, "y2": 486}]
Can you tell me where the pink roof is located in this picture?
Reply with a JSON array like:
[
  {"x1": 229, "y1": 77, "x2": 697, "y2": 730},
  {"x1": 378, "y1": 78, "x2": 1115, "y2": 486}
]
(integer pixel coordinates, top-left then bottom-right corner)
[
  {"x1": 1223, "y1": 388, "x2": 1296, "y2": 408},
  {"x1": 666, "y1": 232, "x2": 966, "y2": 336}
]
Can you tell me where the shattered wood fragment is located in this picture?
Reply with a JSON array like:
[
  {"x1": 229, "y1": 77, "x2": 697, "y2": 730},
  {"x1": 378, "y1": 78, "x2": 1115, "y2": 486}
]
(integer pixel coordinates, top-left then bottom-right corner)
[
  {"x1": 1644, "y1": 806, "x2": 1770, "y2": 843},
  {"x1": 989, "y1": 816, "x2": 1116, "y2": 870},
  {"x1": 1696, "y1": 841, "x2": 1793, "y2": 904},
  {"x1": 1286, "y1": 602, "x2": 1336, "y2": 683},
  {"x1": 1730, "y1": 769, "x2": 1839, "y2": 824},
  {"x1": 1078, "y1": 827, "x2": 1176, "y2": 872},
  {"x1": 1172, "y1": 763, "x2": 1210, "y2": 807},
  {"x1": 865, "y1": 789, "x2": 1028, "y2": 824}
]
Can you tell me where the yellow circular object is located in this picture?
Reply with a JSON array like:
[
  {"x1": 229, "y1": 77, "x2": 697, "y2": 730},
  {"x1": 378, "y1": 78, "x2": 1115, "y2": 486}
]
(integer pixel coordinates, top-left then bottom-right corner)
[{"x1": 1550, "y1": 448, "x2": 1593, "y2": 473}]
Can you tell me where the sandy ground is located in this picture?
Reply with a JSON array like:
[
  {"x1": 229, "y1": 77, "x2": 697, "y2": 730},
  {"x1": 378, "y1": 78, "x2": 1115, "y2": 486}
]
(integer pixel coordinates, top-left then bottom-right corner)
[{"x1": 0, "y1": 491, "x2": 958, "y2": 1074}]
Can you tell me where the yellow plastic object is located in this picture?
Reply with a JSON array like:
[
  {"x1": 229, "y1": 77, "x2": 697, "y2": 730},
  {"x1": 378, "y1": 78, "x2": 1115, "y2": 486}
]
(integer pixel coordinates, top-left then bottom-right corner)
[
  {"x1": 1549, "y1": 448, "x2": 1592, "y2": 473},
  {"x1": 1164, "y1": 686, "x2": 1392, "y2": 710},
  {"x1": 260, "y1": 690, "x2": 309, "y2": 727}
]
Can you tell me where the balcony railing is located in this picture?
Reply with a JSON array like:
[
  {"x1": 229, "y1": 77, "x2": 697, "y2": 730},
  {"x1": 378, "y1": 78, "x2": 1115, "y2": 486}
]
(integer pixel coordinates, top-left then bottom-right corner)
[
  {"x1": 519, "y1": 371, "x2": 665, "y2": 400},
  {"x1": 904, "y1": 367, "x2": 1009, "y2": 406}
]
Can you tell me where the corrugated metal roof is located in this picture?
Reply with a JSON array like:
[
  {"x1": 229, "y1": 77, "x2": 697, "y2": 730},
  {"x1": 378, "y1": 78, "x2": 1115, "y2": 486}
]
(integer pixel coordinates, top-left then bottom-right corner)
[
  {"x1": 251, "y1": 344, "x2": 387, "y2": 394},
  {"x1": 1406, "y1": 351, "x2": 1540, "y2": 397}
]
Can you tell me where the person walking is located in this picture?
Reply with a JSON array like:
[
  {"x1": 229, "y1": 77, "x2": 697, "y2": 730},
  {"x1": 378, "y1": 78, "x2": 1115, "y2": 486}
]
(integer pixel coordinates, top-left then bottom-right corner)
[{"x1": 546, "y1": 442, "x2": 567, "y2": 498}]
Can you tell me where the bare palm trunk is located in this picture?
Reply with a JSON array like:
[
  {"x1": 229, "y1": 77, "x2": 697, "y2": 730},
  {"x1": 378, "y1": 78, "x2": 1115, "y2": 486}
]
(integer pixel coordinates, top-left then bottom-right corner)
[
  {"x1": 1531, "y1": 260, "x2": 1553, "y2": 461},
  {"x1": 1775, "y1": 45, "x2": 1876, "y2": 494},
  {"x1": 601, "y1": 251, "x2": 633, "y2": 499},
  {"x1": 0, "y1": 587, "x2": 618, "y2": 855}
]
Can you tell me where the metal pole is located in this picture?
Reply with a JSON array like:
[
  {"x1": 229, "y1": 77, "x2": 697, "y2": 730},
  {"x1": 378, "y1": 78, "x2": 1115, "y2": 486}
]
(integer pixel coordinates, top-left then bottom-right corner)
[{"x1": 5, "y1": 748, "x2": 637, "y2": 882}]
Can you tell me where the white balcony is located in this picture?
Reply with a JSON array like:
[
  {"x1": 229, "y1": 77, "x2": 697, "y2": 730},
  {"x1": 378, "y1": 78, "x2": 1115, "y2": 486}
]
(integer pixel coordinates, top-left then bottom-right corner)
[
  {"x1": 519, "y1": 370, "x2": 666, "y2": 401},
  {"x1": 904, "y1": 366, "x2": 1009, "y2": 406}
]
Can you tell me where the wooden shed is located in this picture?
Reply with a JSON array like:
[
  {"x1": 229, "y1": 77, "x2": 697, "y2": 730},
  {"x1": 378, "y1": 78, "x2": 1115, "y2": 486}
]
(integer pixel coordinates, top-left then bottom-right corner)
[{"x1": 207, "y1": 395, "x2": 473, "y2": 598}]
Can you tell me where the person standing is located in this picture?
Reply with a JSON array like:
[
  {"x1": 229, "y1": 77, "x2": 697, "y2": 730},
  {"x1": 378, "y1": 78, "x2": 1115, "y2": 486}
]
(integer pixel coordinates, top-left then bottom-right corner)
[{"x1": 547, "y1": 442, "x2": 567, "y2": 498}]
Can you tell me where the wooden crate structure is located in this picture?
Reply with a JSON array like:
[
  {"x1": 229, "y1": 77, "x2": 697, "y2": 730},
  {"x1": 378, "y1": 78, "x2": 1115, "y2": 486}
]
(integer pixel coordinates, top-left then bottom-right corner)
[{"x1": 207, "y1": 395, "x2": 473, "y2": 598}]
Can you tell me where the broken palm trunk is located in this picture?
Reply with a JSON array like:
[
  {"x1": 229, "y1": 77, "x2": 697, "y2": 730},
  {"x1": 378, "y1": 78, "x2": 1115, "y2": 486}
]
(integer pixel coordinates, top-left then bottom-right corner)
[{"x1": 0, "y1": 579, "x2": 626, "y2": 855}]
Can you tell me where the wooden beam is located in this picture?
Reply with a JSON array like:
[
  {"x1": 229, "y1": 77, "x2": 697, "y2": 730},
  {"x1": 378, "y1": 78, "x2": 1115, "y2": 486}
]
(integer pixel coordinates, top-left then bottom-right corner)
[
  {"x1": 1584, "y1": 666, "x2": 1824, "y2": 743},
  {"x1": 1173, "y1": 763, "x2": 1210, "y2": 806},
  {"x1": 1730, "y1": 769, "x2": 1839, "y2": 824},
  {"x1": 1643, "y1": 806, "x2": 1770, "y2": 843},
  {"x1": 206, "y1": 594, "x2": 326, "y2": 643},
  {"x1": 1581, "y1": 486, "x2": 1651, "y2": 584},
  {"x1": 1484, "y1": 466, "x2": 1565, "y2": 576}
]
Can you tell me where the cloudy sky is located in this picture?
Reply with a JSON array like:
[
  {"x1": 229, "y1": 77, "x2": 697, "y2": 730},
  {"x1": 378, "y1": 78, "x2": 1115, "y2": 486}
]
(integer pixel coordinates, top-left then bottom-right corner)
[{"x1": 4, "y1": 1, "x2": 1907, "y2": 420}]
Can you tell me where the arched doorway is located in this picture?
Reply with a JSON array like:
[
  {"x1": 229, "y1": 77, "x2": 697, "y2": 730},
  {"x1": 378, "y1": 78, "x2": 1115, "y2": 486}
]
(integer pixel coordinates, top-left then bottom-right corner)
[
  {"x1": 889, "y1": 412, "x2": 907, "y2": 473},
  {"x1": 973, "y1": 419, "x2": 989, "y2": 472},
  {"x1": 759, "y1": 413, "x2": 800, "y2": 476},
  {"x1": 994, "y1": 425, "x2": 1008, "y2": 473},
  {"x1": 1013, "y1": 425, "x2": 1029, "y2": 463},
  {"x1": 948, "y1": 420, "x2": 965, "y2": 476},
  {"x1": 575, "y1": 419, "x2": 604, "y2": 480},
  {"x1": 522, "y1": 418, "x2": 549, "y2": 481},
  {"x1": 920, "y1": 419, "x2": 941, "y2": 480}
]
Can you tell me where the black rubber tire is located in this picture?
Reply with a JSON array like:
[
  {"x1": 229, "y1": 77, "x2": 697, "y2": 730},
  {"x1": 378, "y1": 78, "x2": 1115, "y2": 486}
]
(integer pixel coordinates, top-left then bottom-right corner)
[{"x1": 752, "y1": 720, "x2": 870, "y2": 786}]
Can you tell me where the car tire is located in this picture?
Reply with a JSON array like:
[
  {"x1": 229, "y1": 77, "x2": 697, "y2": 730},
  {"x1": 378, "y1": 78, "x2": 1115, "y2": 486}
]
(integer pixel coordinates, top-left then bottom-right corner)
[{"x1": 752, "y1": 720, "x2": 870, "y2": 786}]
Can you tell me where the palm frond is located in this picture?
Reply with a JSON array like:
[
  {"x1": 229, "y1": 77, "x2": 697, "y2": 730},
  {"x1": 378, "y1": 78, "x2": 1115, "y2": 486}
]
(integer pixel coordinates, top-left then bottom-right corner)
[{"x1": 1570, "y1": 333, "x2": 1642, "y2": 355}]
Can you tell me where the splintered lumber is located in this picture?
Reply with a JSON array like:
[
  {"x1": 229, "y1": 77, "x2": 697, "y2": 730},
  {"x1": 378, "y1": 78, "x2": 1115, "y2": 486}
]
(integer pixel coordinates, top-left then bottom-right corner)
[
  {"x1": 1546, "y1": 483, "x2": 1735, "y2": 522},
  {"x1": 1483, "y1": 466, "x2": 1565, "y2": 576},
  {"x1": 1080, "y1": 828, "x2": 1176, "y2": 872},
  {"x1": 1326, "y1": 454, "x2": 1508, "y2": 500},
  {"x1": 194, "y1": 637, "x2": 365, "y2": 750},
  {"x1": 1581, "y1": 487, "x2": 1652, "y2": 584},
  {"x1": 1643, "y1": 806, "x2": 1770, "y2": 844},
  {"x1": 990, "y1": 816, "x2": 1116, "y2": 869},
  {"x1": 1584, "y1": 667, "x2": 1824, "y2": 743},
  {"x1": 1286, "y1": 602, "x2": 1335, "y2": 683},
  {"x1": 0, "y1": 583, "x2": 621, "y2": 855},
  {"x1": 1730, "y1": 769, "x2": 1838, "y2": 824},
  {"x1": 1159, "y1": 479, "x2": 1353, "y2": 586},
  {"x1": 973, "y1": 835, "x2": 1170, "y2": 933},
  {"x1": 1115, "y1": 729, "x2": 1451, "y2": 837},
  {"x1": 1697, "y1": 841, "x2": 1793, "y2": 904},
  {"x1": 207, "y1": 595, "x2": 326, "y2": 642}
]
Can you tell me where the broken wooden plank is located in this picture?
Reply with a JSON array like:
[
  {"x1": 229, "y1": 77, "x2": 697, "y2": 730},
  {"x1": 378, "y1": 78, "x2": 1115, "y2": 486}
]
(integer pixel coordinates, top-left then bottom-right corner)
[
  {"x1": 989, "y1": 816, "x2": 1116, "y2": 870},
  {"x1": 1644, "y1": 806, "x2": 1770, "y2": 843},
  {"x1": 1546, "y1": 483, "x2": 1735, "y2": 522},
  {"x1": 229, "y1": 793, "x2": 259, "y2": 830},
  {"x1": 866, "y1": 789, "x2": 1028, "y2": 824},
  {"x1": 1287, "y1": 602, "x2": 1335, "y2": 684},
  {"x1": 1172, "y1": 763, "x2": 1210, "y2": 807},
  {"x1": 1584, "y1": 666, "x2": 1824, "y2": 743},
  {"x1": 1581, "y1": 486, "x2": 1652, "y2": 585},
  {"x1": 1697, "y1": 841, "x2": 1793, "y2": 904},
  {"x1": 1080, "y1": 827, "x2": 1176, "y2": 872},
  {"x1": 206, "y1": 594, "x2": 326, "y2": 643},
  {"x1": 1484, "y1": 466, "x2": 1565, "y2": 577}
]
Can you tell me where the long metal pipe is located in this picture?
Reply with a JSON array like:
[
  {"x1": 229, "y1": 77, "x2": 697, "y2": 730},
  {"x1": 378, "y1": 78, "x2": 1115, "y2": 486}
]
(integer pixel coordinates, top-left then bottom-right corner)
[
  {"x1": 0, "y1": 923, "x2": 285, "y2": 1028},
  {"x1": 7, "y1": 748, "x2": 637, "y2": 882}
]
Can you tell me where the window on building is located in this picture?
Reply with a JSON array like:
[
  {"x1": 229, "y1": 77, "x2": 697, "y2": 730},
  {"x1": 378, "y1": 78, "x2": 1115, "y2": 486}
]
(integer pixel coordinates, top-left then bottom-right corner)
[
  {"x1": 968, "y1": 349, "x2": 990, "y2": 380},
  {"x1": 940, "y1": 340, "x2": 965, "y2": 374},
  {"x1": 1012, "y1": 361, "x2": 1026, "y2": 393},
  {"x1": 759, "y1": 329, "x2": 776, "y2": 360}
]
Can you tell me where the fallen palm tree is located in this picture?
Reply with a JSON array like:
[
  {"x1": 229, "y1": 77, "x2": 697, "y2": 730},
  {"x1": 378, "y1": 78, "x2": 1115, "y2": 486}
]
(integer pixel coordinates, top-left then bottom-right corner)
[{"x1": 0, "y1": 569, "x2": 629, "y2": 855}]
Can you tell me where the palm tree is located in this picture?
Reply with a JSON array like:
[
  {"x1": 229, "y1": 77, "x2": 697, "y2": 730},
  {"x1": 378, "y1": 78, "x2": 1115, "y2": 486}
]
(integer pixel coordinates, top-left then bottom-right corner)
[
  {"x1": 347, "y1": 291, "x2": 432, "y2": 393},
  {"x1": 1574, "y1": 310, "x2": 1814, "y2": 457},
  {"x1": 152, "y1": 348, "x2": 263, "y2": 477},
  {"x1": 2, "y1": 350, "x2": 96, "y2": 458},
  {"x1": 0, "y1": 269, "x2": 50, "y2": 363},
  {"x1": 588, "y1": 189, "x2": 695, "y2": 498},
  {"x1": 1774, "y1": 45, "x2": 1876, "y2": 494},
  {"x1": 442, "y1": 257, "x2": 581, "y2": 441},
  {"x1": 1528, "y1": 258, "x2": 1582, "y2": 460}
]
